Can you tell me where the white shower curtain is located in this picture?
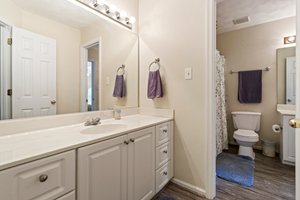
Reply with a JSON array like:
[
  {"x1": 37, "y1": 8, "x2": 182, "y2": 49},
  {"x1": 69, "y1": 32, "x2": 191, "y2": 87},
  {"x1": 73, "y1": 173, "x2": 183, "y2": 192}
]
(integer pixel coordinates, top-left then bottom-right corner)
[{"x1": 216, "y1": 50, "x2": 228, "y2": 155}]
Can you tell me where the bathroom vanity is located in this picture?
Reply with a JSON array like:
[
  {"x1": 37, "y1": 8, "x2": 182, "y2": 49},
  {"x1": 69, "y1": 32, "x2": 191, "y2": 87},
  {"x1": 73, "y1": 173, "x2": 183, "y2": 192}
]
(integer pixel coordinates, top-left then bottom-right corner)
[
  {"x1": 277, "y1": 105, "x2": 296, "y2": 165},
  {"x1": 0, "y1": 111, "x2": 174, "y2": 200}
]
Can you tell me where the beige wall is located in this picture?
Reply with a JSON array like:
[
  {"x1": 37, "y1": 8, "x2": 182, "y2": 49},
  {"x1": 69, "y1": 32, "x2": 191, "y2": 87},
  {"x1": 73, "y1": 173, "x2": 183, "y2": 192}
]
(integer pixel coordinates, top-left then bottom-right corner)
[
  {"x1": 81, "y1": 20, "x2": 139, "y2": 110},
  {"x1": 217, "y1": 17, "x2": 296, "y2": 147},
  {"x1": 139, "y1": 0, "x2": 211, "y2": 192},
  {"x1": 0, "y1": 0, "x2": 81, "y2": 114}
]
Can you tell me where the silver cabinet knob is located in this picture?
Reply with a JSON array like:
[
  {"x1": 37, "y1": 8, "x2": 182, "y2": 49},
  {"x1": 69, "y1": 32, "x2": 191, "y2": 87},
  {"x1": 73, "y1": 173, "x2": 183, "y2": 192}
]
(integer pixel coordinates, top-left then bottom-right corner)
[
  {"x1": 163, "y1": 129, "x2": 168, "y2": 133},
  {"x1": 163, "y1": 171, "x2": 168, "y2": 176},
  {"x1": 39, "y1": 174, "x2": 48, "y2": 182},
  {"x1": 50, "y1": 100, "x2": 57, "y2": 105},
  {"x1": 124, "y1": 141, "x2": 129, "y2": 145},
  {"x1": 130, "y1": 138, "x2": 135, "y2": 143},
  {"x1": 163, "y1": 150, "x2": 168, "y2": 154}
]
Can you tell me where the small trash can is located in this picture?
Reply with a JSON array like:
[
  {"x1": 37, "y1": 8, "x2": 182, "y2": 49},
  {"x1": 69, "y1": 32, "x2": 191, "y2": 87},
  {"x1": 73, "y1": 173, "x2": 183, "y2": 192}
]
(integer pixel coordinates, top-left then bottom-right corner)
[{"x1": 261, "y1": 139, "x2": 276, "y2": 157}]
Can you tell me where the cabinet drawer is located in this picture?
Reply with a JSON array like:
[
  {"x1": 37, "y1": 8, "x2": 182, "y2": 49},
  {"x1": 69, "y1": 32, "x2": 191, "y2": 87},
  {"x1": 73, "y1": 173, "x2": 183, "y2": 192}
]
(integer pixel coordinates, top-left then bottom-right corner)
[
  {"x1": 0, "y1": 150, "x2": 75, "y2": 200},
  {"x1": 155, "y1": 162, "x2": 171, "y2": 193},
  {"x1": 56, "y1": 191, "x2": 75, "y2": 200},
  {"x1": 156, "y1": 122, "x2": 170, "y2": 146},
  {"x1": 156, "y1": 142, "x2": 171, "y2": 169}
]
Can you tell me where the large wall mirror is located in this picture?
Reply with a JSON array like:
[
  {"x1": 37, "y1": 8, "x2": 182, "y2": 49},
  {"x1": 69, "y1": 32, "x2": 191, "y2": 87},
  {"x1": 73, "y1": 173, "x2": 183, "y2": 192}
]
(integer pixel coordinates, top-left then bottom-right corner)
[
  {"x1": 0, "y1": 0, "x2": 139, "y2": 120},
  {"x1": 277, "y1": 47, "x2": 296, "y2": 105}
]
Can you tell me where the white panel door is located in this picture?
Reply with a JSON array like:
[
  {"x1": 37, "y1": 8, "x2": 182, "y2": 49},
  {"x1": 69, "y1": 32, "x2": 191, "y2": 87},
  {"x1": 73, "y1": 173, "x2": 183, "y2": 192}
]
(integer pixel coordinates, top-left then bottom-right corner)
[
  {"x1": 295, "y1": 1, "x2": 300, "y2": 199},
  {"x1": 0, "y1": 25, "x2": 12, "y2": 120},
  {"x1": 77, "y1": 135, "x2": 128, "y2": 200},
  {"x1": 286, "y1": 57, "x2": 296, "y2": 104},
  {"x1": 12, "y1": 27, "x2": 56, "y2": 119},
  {"x1": 128, "y1": 127, "x2": 155, "y2": 200}
]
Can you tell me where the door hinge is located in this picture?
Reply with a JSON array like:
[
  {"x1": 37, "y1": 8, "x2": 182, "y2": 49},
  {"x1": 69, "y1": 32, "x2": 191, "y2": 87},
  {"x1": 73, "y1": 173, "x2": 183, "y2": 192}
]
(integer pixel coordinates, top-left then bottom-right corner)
[
  {"x1": 7, "y1": 89, "x2": 12, "y2": 96},
  {"x1": 7, "y1": 38, "x2": 12, "y2": 45}
]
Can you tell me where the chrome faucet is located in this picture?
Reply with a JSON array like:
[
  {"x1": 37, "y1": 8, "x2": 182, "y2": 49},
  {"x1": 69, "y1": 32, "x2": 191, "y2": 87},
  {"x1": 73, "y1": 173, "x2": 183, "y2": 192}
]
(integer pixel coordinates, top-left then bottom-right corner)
[{"x1": 84, "y1": 117, "x2": 101, "y2": 126}]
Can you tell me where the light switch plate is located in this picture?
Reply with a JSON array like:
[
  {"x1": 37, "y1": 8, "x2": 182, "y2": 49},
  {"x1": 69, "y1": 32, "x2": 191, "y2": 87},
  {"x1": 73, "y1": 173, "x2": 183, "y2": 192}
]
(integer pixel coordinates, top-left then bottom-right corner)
[
  {"x1": 106, "y1": 77, "x2": 110, "y2": 85},
  {"x1": 185, "y1": 68, "x2": 192, "y2": 80}
]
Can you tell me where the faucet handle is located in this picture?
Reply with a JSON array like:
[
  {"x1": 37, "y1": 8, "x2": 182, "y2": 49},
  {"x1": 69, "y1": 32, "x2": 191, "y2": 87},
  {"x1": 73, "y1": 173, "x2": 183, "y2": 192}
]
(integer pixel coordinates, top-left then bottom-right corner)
[
  {"x1": 90, "y1": 117, "x2": 101, "y2": 125},
  {"x1": 93, "y1": 117, "x2": 101, "y2": 123},
  {"x1": 84, "y1": 120, "x2": 91, "y2": 126},
  {"x1": 93, "y1": 117, "x2": 101, "y2": 122}
]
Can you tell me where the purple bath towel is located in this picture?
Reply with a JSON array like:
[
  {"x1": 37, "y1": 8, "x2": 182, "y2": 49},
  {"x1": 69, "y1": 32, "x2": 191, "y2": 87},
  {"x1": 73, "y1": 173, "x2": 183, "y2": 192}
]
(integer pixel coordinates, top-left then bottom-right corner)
[
  {"x1": 113, "y1": 75, "x2": 126, "y2": 98},
  {"x1": 238, "y1": 70, "x2": 262, "y2": 103},
  {"x1": 147, "y1": 70, "x2": 163, "y2": 99}
]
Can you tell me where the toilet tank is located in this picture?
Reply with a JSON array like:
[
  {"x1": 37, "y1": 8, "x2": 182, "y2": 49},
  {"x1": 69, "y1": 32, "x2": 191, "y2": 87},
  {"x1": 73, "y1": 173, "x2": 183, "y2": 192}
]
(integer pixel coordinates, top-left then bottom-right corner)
[{"x1": 232, "y1": 111, "x2": 261, "y2": 132}]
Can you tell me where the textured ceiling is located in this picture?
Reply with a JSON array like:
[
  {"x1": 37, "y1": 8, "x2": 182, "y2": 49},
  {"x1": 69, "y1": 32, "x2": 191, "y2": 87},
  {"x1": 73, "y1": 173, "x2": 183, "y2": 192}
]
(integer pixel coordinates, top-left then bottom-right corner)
[
  {"x1": 217, "y1": 0, "x2": 296, "y2": 34},
  {"x1": 12, "y1": 0, "x2": 98, "y2": 28}
]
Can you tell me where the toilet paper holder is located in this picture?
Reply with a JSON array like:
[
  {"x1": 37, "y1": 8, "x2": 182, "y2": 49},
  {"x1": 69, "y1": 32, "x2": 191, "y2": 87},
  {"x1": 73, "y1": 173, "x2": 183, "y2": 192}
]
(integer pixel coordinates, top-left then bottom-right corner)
[{"x1": 272, "y1": 124, "x2": 282, "y2": 133}]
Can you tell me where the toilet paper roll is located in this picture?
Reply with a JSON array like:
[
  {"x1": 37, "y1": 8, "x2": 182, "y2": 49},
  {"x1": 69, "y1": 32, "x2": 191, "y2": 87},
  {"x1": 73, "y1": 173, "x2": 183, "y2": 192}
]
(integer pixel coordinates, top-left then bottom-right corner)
[{"x1": 272, "y1": 124, "x2": 281, "y2": 133}]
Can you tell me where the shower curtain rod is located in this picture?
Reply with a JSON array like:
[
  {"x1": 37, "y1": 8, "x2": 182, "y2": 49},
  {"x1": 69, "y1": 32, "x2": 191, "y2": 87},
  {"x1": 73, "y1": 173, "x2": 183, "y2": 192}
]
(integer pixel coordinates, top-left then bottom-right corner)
[{"x1": 230, "y1": 67, "x2": 271, "y2": 74}]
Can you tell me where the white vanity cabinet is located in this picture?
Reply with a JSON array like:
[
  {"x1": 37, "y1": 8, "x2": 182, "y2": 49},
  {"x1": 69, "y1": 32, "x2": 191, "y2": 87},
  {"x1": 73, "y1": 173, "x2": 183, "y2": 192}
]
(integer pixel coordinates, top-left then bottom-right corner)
[
  {"x1": 0, "y1": 150, "x2": 76, "y2": 200},
  {"x1": 0, "y1": 116, "x2": 173, "y2": 200},
  {"x1": 281, "y1": 115, "x2": 296, "y2": 165},
  {"x1": 78, "y1": 127, "x2": 156, "y2": 200}
]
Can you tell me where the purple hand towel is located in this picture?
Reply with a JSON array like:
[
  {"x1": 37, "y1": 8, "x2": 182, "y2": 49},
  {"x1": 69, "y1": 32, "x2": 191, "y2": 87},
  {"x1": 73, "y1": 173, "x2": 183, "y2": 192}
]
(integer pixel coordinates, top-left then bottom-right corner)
[
  {"x1": 148, "y1": 70, "x2": 163, "y2": 99},
  {"x1": 113, "y1": 75, "x2": 126, "y2": 98},
  {"x1": 238, "y1": 70, "x2": 262, "y2": 103}
]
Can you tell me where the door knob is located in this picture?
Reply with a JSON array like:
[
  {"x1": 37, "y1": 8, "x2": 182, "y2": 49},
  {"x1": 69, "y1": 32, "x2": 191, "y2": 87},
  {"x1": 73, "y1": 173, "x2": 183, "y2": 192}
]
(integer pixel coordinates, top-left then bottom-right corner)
[
  {"x1": 289, "y1": 119, "x2": 300, "y2": 128},
  {"x1": 50, "y1": 100, "x2": 57, "y2": 105}
]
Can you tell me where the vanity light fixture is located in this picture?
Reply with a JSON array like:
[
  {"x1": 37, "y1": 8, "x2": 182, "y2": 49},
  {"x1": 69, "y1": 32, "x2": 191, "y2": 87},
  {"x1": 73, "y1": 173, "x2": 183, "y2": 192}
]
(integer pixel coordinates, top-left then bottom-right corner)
[
  {"x1": 284, "y1": 35, "x2": 296, "y2": 44},
  {"x1": 68, "y1": 0, "x2": 136, "y2": 30}
]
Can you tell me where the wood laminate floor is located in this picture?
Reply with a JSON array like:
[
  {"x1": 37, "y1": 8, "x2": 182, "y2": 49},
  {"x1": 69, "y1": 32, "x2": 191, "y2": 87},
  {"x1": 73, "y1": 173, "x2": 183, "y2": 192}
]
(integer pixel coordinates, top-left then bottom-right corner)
[{"x1": 154, "y1": 147, "x2": 295, "y2": 200}]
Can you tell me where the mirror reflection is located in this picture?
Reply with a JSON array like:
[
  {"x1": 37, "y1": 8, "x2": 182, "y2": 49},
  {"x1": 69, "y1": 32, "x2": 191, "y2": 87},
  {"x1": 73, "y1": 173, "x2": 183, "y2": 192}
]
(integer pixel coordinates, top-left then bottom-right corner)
[
  {"x1": 277, "y1": 47, "x2": 296, "y2": 105},
  {"x1": 0, "y1": 0, "x2": 139, "y2": 120}
]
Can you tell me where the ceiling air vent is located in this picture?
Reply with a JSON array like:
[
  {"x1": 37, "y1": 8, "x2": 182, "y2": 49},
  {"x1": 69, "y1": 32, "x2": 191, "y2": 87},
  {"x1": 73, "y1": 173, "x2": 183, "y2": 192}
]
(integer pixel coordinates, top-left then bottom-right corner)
[{"x1": 232, "y1": 16, "x2": 250, "y2": 25}]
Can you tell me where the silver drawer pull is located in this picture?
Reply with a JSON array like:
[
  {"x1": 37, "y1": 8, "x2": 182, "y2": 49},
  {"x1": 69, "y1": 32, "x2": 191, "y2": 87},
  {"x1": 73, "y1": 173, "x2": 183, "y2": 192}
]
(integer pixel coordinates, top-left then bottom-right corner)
[
  {"x1": 163, "y1": 171, "x2": 168, "y2": 176},
  {"x1": 39, "y1": 174, "x2": 48, "y2": 182},
  {"x1": 124, "y1": 141, "x2": 129, "y2": 145},
  {"x1": 163, "y1": 150, "x2": 168, "y2": 154},
  {"x1": 130, "y1": 138, "x2": 135, "y2": 143},
  {"x1": 162, "y1": 129, "x2": 168, "y2": 133}
]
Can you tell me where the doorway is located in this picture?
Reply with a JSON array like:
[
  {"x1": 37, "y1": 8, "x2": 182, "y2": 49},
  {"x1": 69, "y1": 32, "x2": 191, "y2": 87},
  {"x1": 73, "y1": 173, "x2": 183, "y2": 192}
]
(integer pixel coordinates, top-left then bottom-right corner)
[
  {"x1": 213, "y1": 0, "x2": 297, "y2": 199},
  {"x1": 81, "y1": 41, "x2": 100, "y2": 112}
]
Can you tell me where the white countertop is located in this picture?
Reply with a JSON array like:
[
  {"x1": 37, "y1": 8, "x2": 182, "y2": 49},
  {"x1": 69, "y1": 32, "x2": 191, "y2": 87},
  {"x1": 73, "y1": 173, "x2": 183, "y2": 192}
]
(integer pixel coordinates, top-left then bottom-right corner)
[
  {"x1": 277, "y1": 104, "x2": 296, "y2": 115},
  {"x1": 0, "y1": 114, "x2": 172, "y2": 171}
]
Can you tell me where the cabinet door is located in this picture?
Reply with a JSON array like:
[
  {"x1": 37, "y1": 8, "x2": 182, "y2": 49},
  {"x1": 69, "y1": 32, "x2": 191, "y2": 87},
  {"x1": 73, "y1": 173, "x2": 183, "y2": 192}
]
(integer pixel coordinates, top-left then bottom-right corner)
[
  {"x1": 283, "y1": 116, "x2": 296, "y2": 163},
  {"x1": 128, "y1": 127, "x2": 155, "y2": 200},
  {"x1": 77, "y1": 135, "x2": 128, "y2": 200}
]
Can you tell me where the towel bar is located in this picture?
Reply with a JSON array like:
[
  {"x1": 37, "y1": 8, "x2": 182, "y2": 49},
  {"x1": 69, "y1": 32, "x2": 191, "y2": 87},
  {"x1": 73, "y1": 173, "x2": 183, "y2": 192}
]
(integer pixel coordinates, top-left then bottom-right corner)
[{"x1": 230, "y1": 67, "x2": 271, "y2": 74}]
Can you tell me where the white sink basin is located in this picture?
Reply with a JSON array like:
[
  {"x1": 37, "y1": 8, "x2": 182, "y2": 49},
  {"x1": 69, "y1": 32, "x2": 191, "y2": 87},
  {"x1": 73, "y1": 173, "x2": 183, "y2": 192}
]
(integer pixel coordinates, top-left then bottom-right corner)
[{"x1": 81, "y1": 124, "x2": 128, "y2": 134}]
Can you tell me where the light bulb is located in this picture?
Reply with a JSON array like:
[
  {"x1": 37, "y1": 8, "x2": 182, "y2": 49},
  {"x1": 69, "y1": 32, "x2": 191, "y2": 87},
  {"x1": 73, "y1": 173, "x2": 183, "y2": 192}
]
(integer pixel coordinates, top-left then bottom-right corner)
[
  {"x1": 88, "y1": 0, "x2": 98, "y2": 7},
  {"x1": 99, "y1": 0, "x2": 106, "y2": 6},
  {"x1": 120, "y1": 11, "x2": 127, "y2": 18},
  {"x1": 129, "y1": 17, "x2": 136, "y2": 24},
  {"x1": 110, "y1": 4, "x2": 118, "y2": 13},
  {"x1": 287, "y1": 36, "x2": 296, "y2": 43}
]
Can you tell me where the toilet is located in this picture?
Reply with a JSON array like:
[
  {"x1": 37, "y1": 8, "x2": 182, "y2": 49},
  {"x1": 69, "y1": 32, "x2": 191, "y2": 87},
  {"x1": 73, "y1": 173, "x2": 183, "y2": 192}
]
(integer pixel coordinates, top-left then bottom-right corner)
[{"x1": 232, "y1": 111, "x2": 261, "y2": 159}]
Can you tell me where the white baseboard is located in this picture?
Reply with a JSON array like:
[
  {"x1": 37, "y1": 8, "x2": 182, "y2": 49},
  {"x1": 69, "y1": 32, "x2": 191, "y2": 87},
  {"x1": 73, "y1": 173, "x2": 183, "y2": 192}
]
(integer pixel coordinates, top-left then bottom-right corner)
[{"x1": 171, "y1": 178, "x2": 207, "y2": 197}]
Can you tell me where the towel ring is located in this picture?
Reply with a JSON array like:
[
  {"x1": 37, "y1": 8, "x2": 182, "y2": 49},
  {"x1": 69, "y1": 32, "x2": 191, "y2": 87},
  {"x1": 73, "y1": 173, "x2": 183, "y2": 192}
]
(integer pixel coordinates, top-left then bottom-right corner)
[
  {"x1": 149, "y1": 58, "x2": 160, "y2": 71},
  {"x1": 116, "y1": 64, "x2": 125, "y2": 75}
]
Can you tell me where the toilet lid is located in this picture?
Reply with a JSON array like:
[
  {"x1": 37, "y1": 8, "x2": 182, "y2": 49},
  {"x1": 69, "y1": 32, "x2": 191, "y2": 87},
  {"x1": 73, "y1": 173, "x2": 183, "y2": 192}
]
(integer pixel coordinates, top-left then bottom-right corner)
[{"x1": 233, "y1": 129, "x2": 259, "y2": 142}]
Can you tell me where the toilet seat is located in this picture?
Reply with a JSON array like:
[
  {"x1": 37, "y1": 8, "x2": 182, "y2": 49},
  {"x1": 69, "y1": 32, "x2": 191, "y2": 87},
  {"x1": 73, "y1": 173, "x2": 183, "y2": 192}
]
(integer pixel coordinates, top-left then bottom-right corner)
[{"x1": 233, "y1": 129, "x2": 259, "y2": 142}]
